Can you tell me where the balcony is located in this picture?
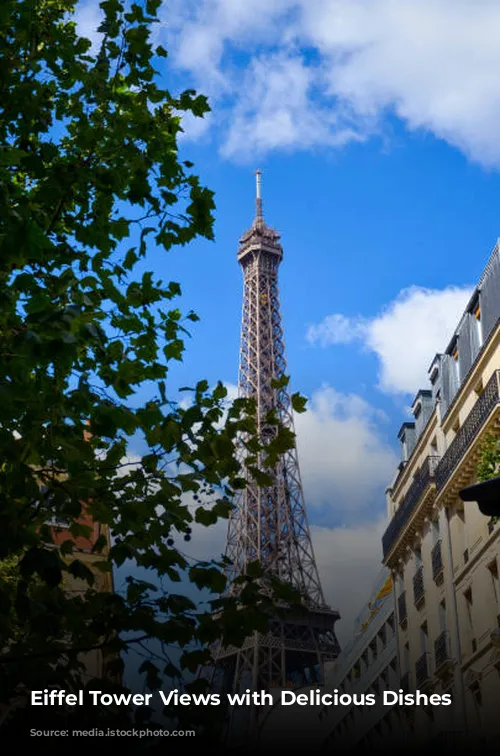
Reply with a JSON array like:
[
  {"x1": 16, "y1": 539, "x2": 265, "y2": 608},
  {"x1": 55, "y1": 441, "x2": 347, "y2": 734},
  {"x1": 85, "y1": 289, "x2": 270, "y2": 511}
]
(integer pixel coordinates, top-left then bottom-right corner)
[
  {"x1": 398, "y1": 591, "x2": 407, "y2": 625},
  {"x1": 413, "y1": 566, "x2": 425, "y2": 606},
  {"x1": 434, "y1": 630, "x2": 453, "y2": 676},
  {"x1": 435, "y1": 370, "x2": 500, "y2": 493},
  {"x1": 415, "y1": 652, "x2": 431, "y2": 687},
  {"x1": 431, "y1": 540, "x2": 443, "y2": 582},
  {"x1": 382, "y1": 456, "x2": 440, "y2": 559}
]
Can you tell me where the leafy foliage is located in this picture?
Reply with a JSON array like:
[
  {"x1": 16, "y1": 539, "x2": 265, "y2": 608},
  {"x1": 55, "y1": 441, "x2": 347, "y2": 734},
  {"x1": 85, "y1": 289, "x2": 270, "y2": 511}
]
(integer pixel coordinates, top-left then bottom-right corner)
[
  {"x1": 0, "y1": 0, "x2": 306, "y2": 734},
  {"x1": 476, "y1": 432, "x2": 500, "y2": 523}
]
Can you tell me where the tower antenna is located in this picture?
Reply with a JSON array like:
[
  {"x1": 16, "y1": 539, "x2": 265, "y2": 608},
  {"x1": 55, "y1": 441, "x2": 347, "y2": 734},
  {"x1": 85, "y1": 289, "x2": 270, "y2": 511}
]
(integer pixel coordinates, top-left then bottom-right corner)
[{"x1": 255, "y1": 169, "x2": 263, "y2": 220}]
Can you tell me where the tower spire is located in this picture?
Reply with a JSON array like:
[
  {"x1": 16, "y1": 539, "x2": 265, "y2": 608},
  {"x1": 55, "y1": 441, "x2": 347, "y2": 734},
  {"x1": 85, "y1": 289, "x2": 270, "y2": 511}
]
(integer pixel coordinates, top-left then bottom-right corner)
[
  {"x1": 255, "y1": 169, "x2": 263, "y2": 222},
  {"x1": 208, "y1": 174, "x2": 341, "y2": 741}
]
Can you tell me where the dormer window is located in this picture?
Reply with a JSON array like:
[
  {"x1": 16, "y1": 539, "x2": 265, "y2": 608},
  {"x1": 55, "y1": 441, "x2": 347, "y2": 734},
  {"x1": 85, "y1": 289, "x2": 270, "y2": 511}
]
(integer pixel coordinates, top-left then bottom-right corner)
[
  {"x1": 474, "y1": 303, "x2": 483, "y2": 346},
  {"x1": 429, "y1": 359, "x2": 439, "y2": 385}
]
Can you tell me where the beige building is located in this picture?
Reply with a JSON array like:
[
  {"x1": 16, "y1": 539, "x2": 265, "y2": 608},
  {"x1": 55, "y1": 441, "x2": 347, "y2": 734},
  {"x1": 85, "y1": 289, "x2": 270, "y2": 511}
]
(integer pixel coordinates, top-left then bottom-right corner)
[
  {"x1": 317, "y1": 569, "x2": 405, "y2": 750},
  {"x1": 258, "y1": 570, "x2": 403, "y2": 751},
  {"x1": 383, "y1": 240, "x2": 500, "y2": 746}
]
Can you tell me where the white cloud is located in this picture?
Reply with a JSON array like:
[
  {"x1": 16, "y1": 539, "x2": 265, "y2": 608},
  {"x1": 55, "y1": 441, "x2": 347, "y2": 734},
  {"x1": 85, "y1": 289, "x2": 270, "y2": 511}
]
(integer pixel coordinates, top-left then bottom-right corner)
[
  {"x1": 115, "y1": 381, "x2": 393, "y2": 648},
  {"x1": 75, "y1": 0, "x2": 103, "y2": 52},
  {"x1": 182, "y1": 492, "x2": 388, "y2": 646},
  {"x1": 311, "y1": 517, "x2": 386, "y2": 646},
  {"x1": 307, "y1": 313, "x2": 365, "y2": 347},
  {"x1": 178, "y1": 109, "x2": 213, "y2": 143},
  {"x1": 221, "y1": 53, "x2": 366, "y2": 160},
  {"x1": 155, "y1": 0, "x2": 500, "y2": 165},
  {"x1": 295, "y1": 385, "x2": 397, "y2": 518},
  {"x1": 177, "y1": 382, "x2": 395, "y2": 559},
  {"x1": 308, "y1": 285, "x2": 473, "y2": 395}
]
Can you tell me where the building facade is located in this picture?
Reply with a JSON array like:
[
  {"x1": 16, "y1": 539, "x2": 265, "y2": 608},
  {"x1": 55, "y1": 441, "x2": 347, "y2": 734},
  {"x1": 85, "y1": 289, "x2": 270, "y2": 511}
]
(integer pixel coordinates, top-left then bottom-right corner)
[
  {"x1": 317, "y1": 569, "x2": 405, "y2": 750},
  {"x1": 383, "y1": 240, "x2": 500, "y2": 746}
]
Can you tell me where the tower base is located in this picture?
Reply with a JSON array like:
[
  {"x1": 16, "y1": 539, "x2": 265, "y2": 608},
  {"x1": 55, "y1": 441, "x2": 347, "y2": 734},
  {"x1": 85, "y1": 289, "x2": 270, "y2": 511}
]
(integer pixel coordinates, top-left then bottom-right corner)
[{"x1": 207, "y1": 605, "x2": 340, "y2": 744}]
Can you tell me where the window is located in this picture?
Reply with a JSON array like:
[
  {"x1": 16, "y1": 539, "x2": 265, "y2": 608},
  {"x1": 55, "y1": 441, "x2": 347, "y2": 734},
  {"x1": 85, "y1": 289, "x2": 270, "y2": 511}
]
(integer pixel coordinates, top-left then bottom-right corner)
[
  {"x1": 387, "y1": 613, "x2": 395, "y2": 634},
  {"x1": 464, "y1": 587, "x2": 475, "y2": 652},
  {"x1": 474, "y1": 304, "x2": 483, "y2": 346},
  {"x1": 403, "y1": 642, "x2": 410, "y2": 673},
  {"x1": 381, "y1": 667, "x2": 389, "y2": 689},
  {"x1": 471, "y1": 682, "x2": 482, "y2": 709},
  {"x1": 396, "y1": 571, "x2": 405, "y2": 598},
  {"x1": 439, "y1": 599, "x2": 446, "y2": 632},
  {"x1": 431, "y1": 517, "x2": 440, "y2": 545},
  {"x1": 455, "y1": 505, "x2": 467, "y2": 561},
  {"x1": 488, "y1": 559, "x2": 499, "y2": 605},
  {"x1": 420, "y1": 621, "x2": 428, "y2": 653},
  {"x1": 378, "y1": 625, "x2": 387, "y2": 647},
  {"x1": 415, "y1": 548, "x2": 422, "y2": 569}
]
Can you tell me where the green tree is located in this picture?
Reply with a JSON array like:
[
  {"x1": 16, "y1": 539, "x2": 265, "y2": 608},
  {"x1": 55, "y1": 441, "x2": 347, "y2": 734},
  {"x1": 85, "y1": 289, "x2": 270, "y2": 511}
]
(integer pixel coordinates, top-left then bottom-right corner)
[
  {"x1": 476, "y1": 432, "x2": 500, "y2": 523},
  {"x1": 0, "y1": 0, "x2": 302, "y2": 736}
]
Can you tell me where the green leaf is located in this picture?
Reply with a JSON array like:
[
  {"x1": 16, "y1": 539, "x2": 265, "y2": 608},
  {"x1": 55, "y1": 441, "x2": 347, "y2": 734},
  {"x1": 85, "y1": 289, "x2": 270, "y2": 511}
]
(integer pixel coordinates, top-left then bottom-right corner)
[
  {"x1": 271, "y1": 375, "x2": 290, "y2": 389},
  {"x1": 291, "y1": 392, "x2": 308, "y2": 413},
  {"x1": 180, "y1": 648, "x2": 212, "y2": 673}
]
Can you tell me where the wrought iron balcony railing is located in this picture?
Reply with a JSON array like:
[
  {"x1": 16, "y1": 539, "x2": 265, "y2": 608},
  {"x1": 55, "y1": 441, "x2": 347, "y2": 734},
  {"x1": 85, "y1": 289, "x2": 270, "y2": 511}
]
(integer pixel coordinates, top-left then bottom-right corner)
[
  {"x1": 415, "y1": 652, "x2": 431, "y2": 687},
  {"x1": 413, "y1": 565, "x2": 425, "y2": 606},
  {"x1": 398, "y1": 591, "x2": 407, "y2": 625},
  {"x1": 435, "y1": 370, "x2": 500, "y2": 492},
  {"x1": 434, "y1": 630, "x2": 452, "y2": 672},
  {"x1": 382, "y1": 456, "x2": 440, "y2": 559},
  {"x1": 431, "y1": 540, "x2": 443, "y2": 581}
]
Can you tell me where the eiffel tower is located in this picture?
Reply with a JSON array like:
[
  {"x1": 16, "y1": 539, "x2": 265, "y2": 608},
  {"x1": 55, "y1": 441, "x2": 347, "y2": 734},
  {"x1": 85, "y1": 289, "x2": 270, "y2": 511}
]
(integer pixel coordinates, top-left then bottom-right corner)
[{"x1": 209, "y1": 172, "x2": 340, "y2": 738}]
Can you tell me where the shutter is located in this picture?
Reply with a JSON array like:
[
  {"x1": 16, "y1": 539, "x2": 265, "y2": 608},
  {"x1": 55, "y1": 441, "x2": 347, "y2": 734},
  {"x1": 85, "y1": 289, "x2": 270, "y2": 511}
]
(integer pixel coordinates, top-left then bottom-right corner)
[
  {"x1": 469, "y1": 311, "x2": 481, "y2": 360},
  {"x1": 458, "y1": 315, "x2": 473, "y2": 380},
  {"x1": 441, "y1": 355, "x2": 456, "y2": 415}
]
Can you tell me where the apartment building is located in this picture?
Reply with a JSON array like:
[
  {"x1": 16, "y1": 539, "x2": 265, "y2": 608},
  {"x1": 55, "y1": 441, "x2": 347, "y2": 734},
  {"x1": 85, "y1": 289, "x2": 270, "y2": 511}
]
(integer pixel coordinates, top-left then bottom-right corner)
[
  {"x1": 383, "y1": 240, "x2": 500, "y2": 746},
  {"x1": 317, "y1": 569, "x2": 405, "y2": 750}
]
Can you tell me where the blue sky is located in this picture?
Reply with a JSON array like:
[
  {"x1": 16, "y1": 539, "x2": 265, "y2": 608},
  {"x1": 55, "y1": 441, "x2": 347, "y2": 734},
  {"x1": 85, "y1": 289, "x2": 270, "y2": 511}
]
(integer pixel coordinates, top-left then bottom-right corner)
[{"x1": 78, "y1": 0, "x2": 500, "y2": 644}]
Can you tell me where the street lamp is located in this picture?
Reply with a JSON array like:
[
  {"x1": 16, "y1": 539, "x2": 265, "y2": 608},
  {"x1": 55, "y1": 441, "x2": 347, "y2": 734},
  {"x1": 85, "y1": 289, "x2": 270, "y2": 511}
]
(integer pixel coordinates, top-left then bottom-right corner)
[{"x1": 459, "y1": 476, "x2": 500, "y2": 517}]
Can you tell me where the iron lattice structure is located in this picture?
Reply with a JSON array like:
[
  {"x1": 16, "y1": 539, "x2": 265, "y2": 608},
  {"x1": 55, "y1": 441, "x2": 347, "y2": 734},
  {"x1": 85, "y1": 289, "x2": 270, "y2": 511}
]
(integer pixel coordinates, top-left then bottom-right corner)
[{"x1": 211, "y1": 174, "x2": 340, "y2": 730}]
